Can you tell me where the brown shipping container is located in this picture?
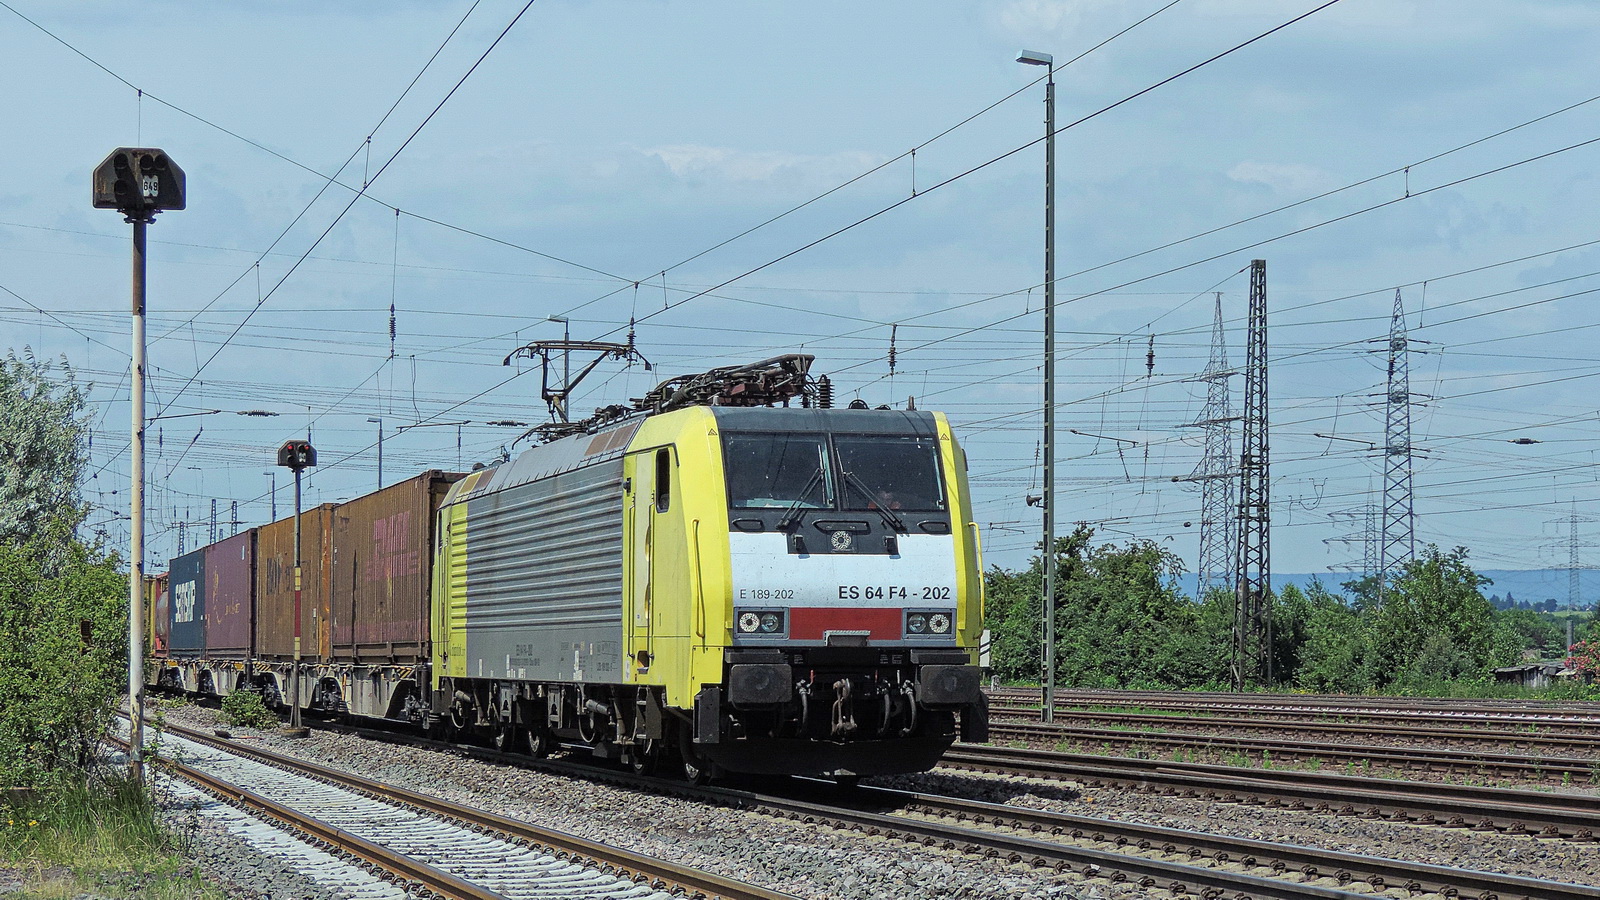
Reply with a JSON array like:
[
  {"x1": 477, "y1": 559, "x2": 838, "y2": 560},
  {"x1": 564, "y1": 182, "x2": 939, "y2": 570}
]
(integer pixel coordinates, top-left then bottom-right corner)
[
  {"x1": 254, "y1": 504, "x2": 334, "y2": 661},
  {"x1": 203, "y1": 529, "x2": 256, "y2": 657},
  {"x1": 145, "y1": 574, "x2": 169, "y2": 656},
  {"x1": 330, "y1": 470, "x2": 462, "y2": 663}
]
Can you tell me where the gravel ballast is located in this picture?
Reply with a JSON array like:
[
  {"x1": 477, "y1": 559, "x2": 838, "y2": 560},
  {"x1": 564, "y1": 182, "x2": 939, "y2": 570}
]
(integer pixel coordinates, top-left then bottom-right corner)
[{"x1": 160, "y1": 704, "x2": 1598, "y2": 897}]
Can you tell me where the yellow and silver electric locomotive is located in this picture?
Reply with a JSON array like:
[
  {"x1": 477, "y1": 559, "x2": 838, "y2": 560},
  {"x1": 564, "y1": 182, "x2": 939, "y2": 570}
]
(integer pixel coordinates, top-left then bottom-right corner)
[{"x1": 430, "y1": 355, "x2": 987, "y2": 780}]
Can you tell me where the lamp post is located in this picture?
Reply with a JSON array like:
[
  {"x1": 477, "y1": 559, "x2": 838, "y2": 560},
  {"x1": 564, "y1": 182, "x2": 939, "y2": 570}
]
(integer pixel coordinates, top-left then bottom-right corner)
[
  {"x1": 1016, "y1": 49, "x2": 1056, "y2": 723},
  {"x1": 367, "y1": 416, "x2": 384, "y2": 489},
  {"x1": 93, "y1": 148, "x2": 185, "y2": 782},
  {"x1": 277, "y1": 439, "x2": 316, "y2": 737}
]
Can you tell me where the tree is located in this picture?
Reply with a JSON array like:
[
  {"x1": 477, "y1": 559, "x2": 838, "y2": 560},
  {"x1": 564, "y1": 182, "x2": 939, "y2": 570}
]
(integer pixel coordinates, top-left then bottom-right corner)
[
  {"x1": 1295, "y1": 584, "x2": 1373, "y2": 692},
  {"x1": 1568, "y1": 639, "x2": 1600, "y2": 680},
  {"x1": 0, "y1": 516, "x2": 127, "y2": 789},
  {"x1": 983, "y1": 527, "x2": 1233, "y2": 690},
  {"x1": 0, "y1": 350, "x2": 125, "y2": 791},
  {"x1": 983, "y1": 525, "x2": 1092, "y2": 683},
  {"x1": 1368, "y1": 546, "x2": 1507, "y2": 689},
  {"x1": 0, "y1": 351, "x2": 89, "y2": 543}
]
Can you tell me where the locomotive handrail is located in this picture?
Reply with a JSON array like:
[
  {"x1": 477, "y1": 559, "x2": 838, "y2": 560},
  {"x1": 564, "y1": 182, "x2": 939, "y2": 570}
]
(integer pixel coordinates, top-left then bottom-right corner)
[
  {"x1": 965, "y1": 520, "x2": 983, "y2": 633},
  {"x1": 691, "y1": 518, "x2": 705, "y2": 640}
]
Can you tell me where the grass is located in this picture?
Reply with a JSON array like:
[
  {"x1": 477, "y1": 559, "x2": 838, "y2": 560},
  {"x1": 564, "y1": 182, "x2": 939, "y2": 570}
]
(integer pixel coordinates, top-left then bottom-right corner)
[{"x1": 0, "y1": 770, "x2": 225, "y2": 900}]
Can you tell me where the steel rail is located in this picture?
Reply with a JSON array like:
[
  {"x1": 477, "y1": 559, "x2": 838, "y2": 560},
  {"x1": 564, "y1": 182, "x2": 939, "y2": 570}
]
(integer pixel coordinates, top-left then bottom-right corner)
[
  {"x1": 990, "y1": 703, "x2": 1600, "y2": 752},
  {"x1": 988, "y1": 719, "x2": 1600, "y2": 781},
  {"x1": 830, "y1": 781, "x2": 1600, "y2": 900},
  {"x1": 158, "y1": 723, "x2": 1372, "y2": 899},
  {"x1": 110, "y1": 735, "x2": 512, "y2": 900},
  {"x1": 943, "y1": 745, "x2": 1600, "y2": 840},
  {"x1": 994, "y1": 697, "x2": 1600, "y2": 727},
  {"x1": 260, "y1": 718, "x2": 1597, "y2": 900},
  {"x1": 150, "y1": 722, "x2": 794, "y2": 900},
  {"x1": 990, "y1": 687, "x2": 1600, "y2": 722}
]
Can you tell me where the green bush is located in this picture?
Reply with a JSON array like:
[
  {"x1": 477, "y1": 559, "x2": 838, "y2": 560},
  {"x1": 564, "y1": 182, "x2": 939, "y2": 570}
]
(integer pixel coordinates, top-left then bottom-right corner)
[
  {"x1": 0, "y1": 516, "x2": 127, "y2": 791},
  {"x1": 219, "y1": 690, "x2": 279, "y2": 729}
]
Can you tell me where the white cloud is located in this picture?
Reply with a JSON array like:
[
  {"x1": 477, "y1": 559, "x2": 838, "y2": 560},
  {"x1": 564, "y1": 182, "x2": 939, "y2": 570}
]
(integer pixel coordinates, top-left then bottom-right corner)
[
  {"x1": 1226, "y1": 160, "x2": 1336, "y2": 195},
  {"x1": 643, "y1": 144, "x2": 883, "y2": 186}
]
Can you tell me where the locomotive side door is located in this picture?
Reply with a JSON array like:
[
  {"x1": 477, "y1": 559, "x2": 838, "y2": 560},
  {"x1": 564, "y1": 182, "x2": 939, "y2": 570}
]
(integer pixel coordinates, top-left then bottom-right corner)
[{"x1": 625, "y1": 451, "x2": 656, "y2": 673}]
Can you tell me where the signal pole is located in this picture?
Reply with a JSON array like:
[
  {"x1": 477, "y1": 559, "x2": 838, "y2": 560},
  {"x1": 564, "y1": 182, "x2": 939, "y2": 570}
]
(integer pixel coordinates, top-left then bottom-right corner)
[
  {"x1": 93, "y1": 148, "x2": 185, "y2": 783},
  {"x1": 277, "y1": 440, "x2": 316, "y2": 737}
]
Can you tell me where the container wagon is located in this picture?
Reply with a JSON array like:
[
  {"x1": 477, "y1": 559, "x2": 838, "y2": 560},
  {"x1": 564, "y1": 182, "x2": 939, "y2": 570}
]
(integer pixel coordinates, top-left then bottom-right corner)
[
  {"x1": 199, "y1": 529, "x2": 255, "y2": 697},
  {"x1": 144, "y1": 573, "x2": 169, "y2": 691},
  {"x1": 162, "y1": 548, "x2": 205, "y2": 692},
  {"x1": 252, "y1": 504, "x2": 334, "y2": 707},
  {"x1": 317, "y1": 471, "x2": 462, "y2": 718}
]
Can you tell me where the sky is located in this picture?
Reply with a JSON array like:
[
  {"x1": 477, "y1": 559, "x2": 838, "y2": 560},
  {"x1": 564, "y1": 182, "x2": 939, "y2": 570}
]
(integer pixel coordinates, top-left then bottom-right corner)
[{"x1": 4, "y1": 0, "x2": 1600, "y2": 586}]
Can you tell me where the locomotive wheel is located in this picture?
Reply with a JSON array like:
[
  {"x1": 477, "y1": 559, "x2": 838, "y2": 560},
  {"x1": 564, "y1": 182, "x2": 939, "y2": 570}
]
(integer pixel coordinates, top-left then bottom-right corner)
[
  {"x1": 628, "y1": 737, "x2": 660, "y2": 776},
  {"x1": 675, "y1": 723, "x2": 711, "y2": 785}
]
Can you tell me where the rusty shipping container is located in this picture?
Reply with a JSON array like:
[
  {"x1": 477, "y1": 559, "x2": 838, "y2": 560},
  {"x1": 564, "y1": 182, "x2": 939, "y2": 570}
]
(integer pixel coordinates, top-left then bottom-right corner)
[
  {"x1": 145, "y1": 573, "x2": 169, "y2": 656},
  {"x1": 168, "y1": 549, "x2": 205, "y2": 655},
  {"x1": 330, "y1": 470, "x2": 462, "y2": 664},
  {"x1": 254, "y1": 504, "x2": 334, "y2": 661},
  {"x1": 203, "y1": 529, "x2": 256, "y2": 658}
]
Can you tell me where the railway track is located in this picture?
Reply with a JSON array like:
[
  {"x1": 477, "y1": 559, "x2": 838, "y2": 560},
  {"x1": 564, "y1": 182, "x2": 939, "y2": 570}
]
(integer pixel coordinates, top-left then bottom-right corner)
[
  {"x1": 988, "y1": 718, "x2": 1600, "y2": 782},
  {"x1": 122, "y1": 719, "x2": 791, "y2": 900},
  {"x1": 164, "y1": 716, "x2": 1600, "y2": 900},
  {"x1": 992, "y1": 687, "x2": 1600, "y2": 725},
  {"x1": 989, "y1": 703, "x2": 1600, "y2": 754},
  {"x1": 943, "y1": 743, "x2": 1600, "y2": 841}
]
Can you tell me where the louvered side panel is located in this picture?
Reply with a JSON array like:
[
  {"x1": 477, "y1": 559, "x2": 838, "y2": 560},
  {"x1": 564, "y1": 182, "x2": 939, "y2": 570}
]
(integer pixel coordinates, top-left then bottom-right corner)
[{"x1": 461, "y1": 461, "x2": 625, "y2": 684}]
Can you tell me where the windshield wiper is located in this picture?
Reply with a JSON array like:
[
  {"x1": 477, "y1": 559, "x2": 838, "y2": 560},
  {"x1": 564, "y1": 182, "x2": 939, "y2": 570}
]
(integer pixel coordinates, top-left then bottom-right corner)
[
  {"x1": 776, "y1": 468, "x2": 824, "y2": 532},
  {"x1": 841, "y1": 469, "x2": 906, "y2": 533}
]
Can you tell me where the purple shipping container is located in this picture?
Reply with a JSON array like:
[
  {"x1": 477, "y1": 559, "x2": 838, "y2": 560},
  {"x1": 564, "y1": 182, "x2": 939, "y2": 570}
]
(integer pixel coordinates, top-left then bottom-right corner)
[{"x1": 203, "y1": 529, "x2": 256, "y2": 658}]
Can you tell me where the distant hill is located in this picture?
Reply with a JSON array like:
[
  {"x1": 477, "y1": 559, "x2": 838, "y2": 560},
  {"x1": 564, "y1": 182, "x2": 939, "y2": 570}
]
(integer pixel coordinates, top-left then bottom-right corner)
[{"x1": 1175, "y1": 569, "x2": 1599, "y2": 609}]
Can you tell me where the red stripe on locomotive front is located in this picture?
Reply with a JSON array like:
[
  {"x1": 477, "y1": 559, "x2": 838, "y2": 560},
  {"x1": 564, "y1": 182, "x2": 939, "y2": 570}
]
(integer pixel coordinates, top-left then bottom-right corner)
[{"x1": 788, "y1": 607, "x2": 904, "y2": 640}]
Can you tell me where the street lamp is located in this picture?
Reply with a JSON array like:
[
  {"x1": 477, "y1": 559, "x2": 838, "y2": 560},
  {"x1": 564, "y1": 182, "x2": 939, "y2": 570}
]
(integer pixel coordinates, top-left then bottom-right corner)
[
  {"x1": 367, "y1": 416, "x2": 384, "y2": 489},
  {"x1": 1016, "y1": 48, "x2": 1057, "y2": 723}
]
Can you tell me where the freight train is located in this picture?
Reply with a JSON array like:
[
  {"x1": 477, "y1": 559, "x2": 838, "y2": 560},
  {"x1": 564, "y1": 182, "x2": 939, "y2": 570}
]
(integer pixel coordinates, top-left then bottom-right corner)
[{"x1": 147, "y1": 355, "x2": 988, "y2": 781}]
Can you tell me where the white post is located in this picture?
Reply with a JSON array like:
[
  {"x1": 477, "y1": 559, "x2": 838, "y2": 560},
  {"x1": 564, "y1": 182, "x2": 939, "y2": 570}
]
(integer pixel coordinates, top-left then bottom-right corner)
[{"x1": 128, "y1": 217, "x2": 148, "y2": 780}]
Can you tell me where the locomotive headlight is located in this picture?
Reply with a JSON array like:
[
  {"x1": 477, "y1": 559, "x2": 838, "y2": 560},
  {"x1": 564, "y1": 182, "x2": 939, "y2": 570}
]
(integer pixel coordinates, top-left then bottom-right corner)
[
  {"x1": 738, "y1": 612, "x2": 762, "y2": 633},
  {"x1": 928, "y1": 613, "x2": 952, "y2": 634},
  {"x1": 760, "y1": 612, "x2": 783, "y2": 633},
  {"x1": 906, "y1": 613, "x2": 928, "y2": 634}
]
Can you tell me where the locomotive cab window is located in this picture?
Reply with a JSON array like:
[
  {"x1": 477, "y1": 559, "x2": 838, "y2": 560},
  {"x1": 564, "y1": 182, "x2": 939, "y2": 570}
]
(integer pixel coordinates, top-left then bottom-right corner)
[
  {"x1": 725, "y1": 434, "x2": 833, "y2": 509},
  {"x1": 835, "y1": 434, "x2": 946, "y2": 512},
  {"x1": 655, "y1": 448, "x2": 671, "y2": 512}
]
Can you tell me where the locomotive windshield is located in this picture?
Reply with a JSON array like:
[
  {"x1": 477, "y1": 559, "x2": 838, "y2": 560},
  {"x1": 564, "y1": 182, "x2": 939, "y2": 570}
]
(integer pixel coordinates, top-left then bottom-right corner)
[
  {"x1": 724, "y1": 431, "x2": 945, "y2": 513},
  {"x1": 835, "y1": 434, "x2": 946, "y2": 512},
  {"x1": 725, "y1": 434, "x2": 834, "y2": 508}
]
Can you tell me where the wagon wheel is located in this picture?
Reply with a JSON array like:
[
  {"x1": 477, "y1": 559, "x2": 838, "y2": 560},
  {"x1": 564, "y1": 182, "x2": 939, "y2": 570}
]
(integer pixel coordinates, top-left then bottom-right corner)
[
  {"x1": 492, "y1": 723, "x2": 516, "y2": 753},
  {"x1": 524, "y1": 724, "x2": 552, "y2": 758}
]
